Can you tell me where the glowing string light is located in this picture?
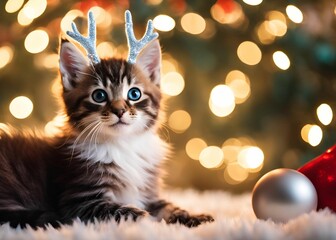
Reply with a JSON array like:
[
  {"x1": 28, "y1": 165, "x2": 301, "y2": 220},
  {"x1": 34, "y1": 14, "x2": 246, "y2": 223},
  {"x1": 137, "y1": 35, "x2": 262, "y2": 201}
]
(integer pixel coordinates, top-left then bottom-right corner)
[
  {"x1": 272, "y1": 51, "x2": 290, "y2": 70},
  {"x1": 199, "y1": 146, "x2": 224, "y2": 169},
  {"x1": 286, "y1": 5, "x2": 303, "y2": 24},
  {"x1": 242, "y1": 0, "x2": 263, "y2": 6},
  {"x1": 9, "y1": 96, "x2": 34, "y2": 119},
  {"x1": 238, "y1": 146, "x2": 264, "y2": 170},
  {"x1": 161, "y1": 72, "x2": 185, "y2": 96},
  {"x1": 24, "y1": 29, "x2": 49, "y2": 54},
  {"x1": 237, "y1": 41, "x2": 262, "y2": 65},
  {"x1": 186, "y1": 138, "x2": 207, "y2": 160},
  {"x1": 317, "y1": 103, "x2": 333, "y2": 126},
  {"x1": 153, "y1": 15, "x2": 175, "y2": 32},
  {"x1": 168, "y1": 110, "x2": 192, "y2": 133},
  {"x1": 181, "y1": 13, "x2": 206, "y2": 35},
  {"x1": 0, "y1": 46, "x2": 14, "y2": 69},
  {"x1": 209, "y1": 85, "x2": 235, "y2": 117},
  {"x1": 301, "y1": 124, "x2": 323, "y2": 147},
  {"x1": 5, "y1": 0, "x2": 24, "y2": 13}
]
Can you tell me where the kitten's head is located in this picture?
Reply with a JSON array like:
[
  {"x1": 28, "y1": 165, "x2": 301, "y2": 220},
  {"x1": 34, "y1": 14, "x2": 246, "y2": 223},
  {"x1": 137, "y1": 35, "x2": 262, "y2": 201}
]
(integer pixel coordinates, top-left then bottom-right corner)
[{"x1": 58, "y1": 39, "x2": 162, "y2": 138}]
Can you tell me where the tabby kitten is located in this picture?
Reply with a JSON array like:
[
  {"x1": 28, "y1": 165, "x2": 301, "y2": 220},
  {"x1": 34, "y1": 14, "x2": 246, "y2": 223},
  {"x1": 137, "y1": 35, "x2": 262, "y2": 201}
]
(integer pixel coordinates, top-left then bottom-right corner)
[{"x1": 0, "y1": 39, "x2": 214, "y2": 228}]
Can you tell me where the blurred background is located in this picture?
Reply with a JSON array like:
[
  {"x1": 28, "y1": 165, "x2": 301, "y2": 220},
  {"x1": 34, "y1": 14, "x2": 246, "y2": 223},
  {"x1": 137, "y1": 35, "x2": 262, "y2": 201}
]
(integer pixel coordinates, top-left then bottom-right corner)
[{"x1": 0, "y1": 0, "x2": 336, "y2": 193}]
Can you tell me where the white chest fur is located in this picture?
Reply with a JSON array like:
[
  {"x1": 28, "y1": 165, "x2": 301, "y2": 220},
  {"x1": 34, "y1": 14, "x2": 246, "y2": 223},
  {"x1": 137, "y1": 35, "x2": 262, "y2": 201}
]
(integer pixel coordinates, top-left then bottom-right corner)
[{"x1": 74, "y1": 131, "x2": 168, "y2": 208}]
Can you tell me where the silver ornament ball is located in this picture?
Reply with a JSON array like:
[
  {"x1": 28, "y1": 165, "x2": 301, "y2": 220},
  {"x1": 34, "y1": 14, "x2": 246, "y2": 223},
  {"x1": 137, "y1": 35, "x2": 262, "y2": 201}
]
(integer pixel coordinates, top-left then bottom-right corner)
[{"x1": 252, "y1": 168, "x2": 317, "y2": 222}]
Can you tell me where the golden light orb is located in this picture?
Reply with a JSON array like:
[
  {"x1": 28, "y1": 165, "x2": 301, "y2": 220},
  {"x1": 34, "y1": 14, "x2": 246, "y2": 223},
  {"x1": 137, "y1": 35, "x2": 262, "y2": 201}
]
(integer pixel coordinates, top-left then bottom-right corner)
[
  {"x1": 153, "y1": 15, "x2": 175, "y2": 32},
  {"x1": 199, "y1": 146, "x2": 224, "y2": 169},
  {"x1": 237, "y1": 41, "x2": 262, "y2": 65},
  {"x1": 9, "y1": 96, "x2": 34, "y2": 119},
  {"x1": 24, "y1": 29, "x2": 49, "y2": 54},
  {"x1": 186, "y1": 138, "x2": 207, "y2": 160},
  {"x1": 181, "y1": 13, "x2": 206, "y2": 35},
  {"x1": 168, "y1": 110, "x2": 192, "y2": 133}
]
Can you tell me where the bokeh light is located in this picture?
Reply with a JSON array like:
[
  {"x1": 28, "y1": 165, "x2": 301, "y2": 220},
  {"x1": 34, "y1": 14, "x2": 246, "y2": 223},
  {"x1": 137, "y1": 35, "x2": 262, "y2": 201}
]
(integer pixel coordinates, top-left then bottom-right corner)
[
  {"x1": 238, "y1": 146, "x2": 264, "y2": 170},
  {"x1": 168, "y1": 110, "x2": 192, "y2": 133},
  {"x1": 317, "y1": 103, "x2": 333, "y2": 126},
  {"x1": 0, "y1": 46, "x2": 14, "y2": 69},
  {"x1": 199, "y1": 19, "x2": 216, "y2": 39},
  {"x1": 9, "y1": 96, "x2": 34, "y2": 119},
  {"x1": 301, "y1": 124, "x2": 323, "y2": 147},
  {"x1": 24, "y1": 0, "x2": 47, "y2": 19},
  {"x1": 237, "y1": 41, "x2": 262, "y2": 65},
  {"x1": 266, "y1": 20, "x2": 287, "y2": 37},
  {"x1": 210, "y1": 2, "x2": 244, "y2": 26},
  {"x1": 97, "y1": 42, "x2": 115, "y2": 59},
  {"x1": 162, "y1": 59, "x2": 177, "y2": 74},
  {"x1": 199, "y1": 146, "x2": 224, "y2": 169},
  {"x1": 308, "y1": 125, "x2": 323, "y2": 147},
  {"x1": 272, "y1": 51, "x2": 290, "y2": 70},
  {"x1": 222, "y1": 145, "x2": 240, "y2": 163},
  {"x1": 209, "y1": 85, "x2": 235, "y2": 117},
  {"x1": 89, "y1": 6, "x2": 112, "y2": 28},
  {"x1": 267, "y1": 11, "x2": 287, "y2": 24},
  {"x1": 186, "y1": 138, "x2": 207, "y2": 160},
  {"x1": 257, "y1": 11, "x2": 287, "y2": 44},
  {"x1": 5, "y1": 0, "x2": 24, "y2": 13},
  {"x1": 17, "y1": 0, "x2": 47, "y2": 25},
  {"x1": 257, "y1": 22, "x2": 276, "y2": 44},
  {"x1": 181, "y1": 13, "x2": 206, "y2": 35},
  {"x1": 161, "y1": 72, "x2": 185, "y2": 96},
  {"x1": 18, "y1": 8, "x2": 34, "y2": 26},
  {"x1": 42, "y1": 53, "x2": 59, "y2": 69},
  {"x1": 242, "y1": 0, "x2": 263, "y2": 6},
  {"x1": 286, "y1": 5, "x2": 303, "y2": 24},
  {"x1": 225, "y1": 70, "x2": 251, "y2": 104},
  {"x1": 301, "y1": 124, "x2": 312, "y2": 143},
  {"x1": 61, "y1": 10, "x2": 84, "y2": 32},
  {"x1": 225, "y1": 70, "x2": 247, "y2": 84},
  {"x1": 24, "y1": 29, "x2": 49, "y2": 54},
  {"x1": 225, "y1": 163, "x2": 249, "y2": 184},
  {"x1": 146, "y1": 0, "x2": 163, "y2": 5},
  {"x1": 153, "y1": 15, "x2": 175, "y2": 32}
]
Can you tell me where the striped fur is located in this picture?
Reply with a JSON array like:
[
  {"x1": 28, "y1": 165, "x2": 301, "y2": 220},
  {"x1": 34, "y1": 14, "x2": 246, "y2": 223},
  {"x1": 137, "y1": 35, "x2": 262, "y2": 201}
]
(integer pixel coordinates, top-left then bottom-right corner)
[{"x1": 0, "y1": 39, "x2": 213, "y2": 228}]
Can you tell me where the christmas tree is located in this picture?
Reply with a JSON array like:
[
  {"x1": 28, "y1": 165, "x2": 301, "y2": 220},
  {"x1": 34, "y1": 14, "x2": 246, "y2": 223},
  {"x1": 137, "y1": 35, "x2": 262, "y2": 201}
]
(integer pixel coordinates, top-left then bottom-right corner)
[{"x1": 0, "y1": 0, "x2": 335, "y2": 192}]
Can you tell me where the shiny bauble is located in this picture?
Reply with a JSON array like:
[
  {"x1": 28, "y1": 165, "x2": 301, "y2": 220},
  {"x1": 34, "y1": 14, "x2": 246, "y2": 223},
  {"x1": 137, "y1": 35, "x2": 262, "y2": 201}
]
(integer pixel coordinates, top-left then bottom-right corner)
[
  {"x1": 298, "y1": 144, "x2": 336, "y2": 212},
  {"x1": 252, "y1": 169, "x2": 318, "y2": 222}
]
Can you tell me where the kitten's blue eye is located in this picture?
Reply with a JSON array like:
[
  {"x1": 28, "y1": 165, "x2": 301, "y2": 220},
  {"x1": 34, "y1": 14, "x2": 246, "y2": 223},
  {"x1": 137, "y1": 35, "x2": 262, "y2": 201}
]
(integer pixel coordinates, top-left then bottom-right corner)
[
  {"x1": 127, "y1": 87, "x2": 142, "y2": 101},
  {"x1": 92, "y1": 89, "x2": 107, "y2": 103}
]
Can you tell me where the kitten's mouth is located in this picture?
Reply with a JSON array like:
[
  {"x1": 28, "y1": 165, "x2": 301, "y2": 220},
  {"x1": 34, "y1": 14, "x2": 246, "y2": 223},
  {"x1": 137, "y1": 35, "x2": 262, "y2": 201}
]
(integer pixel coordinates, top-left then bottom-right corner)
[{"x1": 109, "y1": 120, "x2": 129, "y2": 128}]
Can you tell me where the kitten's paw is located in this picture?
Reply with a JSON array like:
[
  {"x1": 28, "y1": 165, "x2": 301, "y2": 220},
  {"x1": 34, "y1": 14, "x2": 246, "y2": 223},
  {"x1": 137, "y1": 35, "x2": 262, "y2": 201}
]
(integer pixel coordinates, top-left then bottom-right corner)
[
  {"x1": 167, "y1": 209, "x2": 214, "y2": 227},
  {"x1": 114, "y1": 206, "x2": 148, "y2": 223}
]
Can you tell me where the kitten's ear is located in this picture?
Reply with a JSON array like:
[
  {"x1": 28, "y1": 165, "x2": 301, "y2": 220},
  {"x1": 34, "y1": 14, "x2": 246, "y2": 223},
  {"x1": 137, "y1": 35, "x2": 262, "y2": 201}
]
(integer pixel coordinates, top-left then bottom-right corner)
[
  {"x1": 59, "y1": 39, "x2": 88, "y2": 90},
  {"x1": 136, "y1": 40, "x2": 161, "y2": 86}
]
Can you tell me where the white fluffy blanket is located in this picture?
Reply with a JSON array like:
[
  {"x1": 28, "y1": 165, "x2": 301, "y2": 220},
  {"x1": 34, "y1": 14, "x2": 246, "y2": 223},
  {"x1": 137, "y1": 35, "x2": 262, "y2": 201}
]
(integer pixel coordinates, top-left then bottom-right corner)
[{"x1": 1, "y1": 189, "x2": 336, "y2": 240}]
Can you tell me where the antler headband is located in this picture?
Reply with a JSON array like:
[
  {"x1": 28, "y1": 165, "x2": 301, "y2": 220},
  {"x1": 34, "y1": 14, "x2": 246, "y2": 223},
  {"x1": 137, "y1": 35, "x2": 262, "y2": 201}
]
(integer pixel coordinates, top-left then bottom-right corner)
[{"x1": 66, "y1": 10, "x2": 159, "y2": 65}]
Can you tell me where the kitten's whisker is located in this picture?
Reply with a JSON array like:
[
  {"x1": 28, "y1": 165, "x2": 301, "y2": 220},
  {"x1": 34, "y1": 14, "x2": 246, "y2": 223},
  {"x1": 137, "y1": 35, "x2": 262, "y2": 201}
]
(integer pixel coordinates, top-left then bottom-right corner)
[
  {"x1": 71, "y1": 120, "x2": 100, "y2": 161},
  {"x1": 158, "y1": 123, "x2": 171, "y2": 142},
  {"x1": 88, "y1": 122, "x2": 102, "y2": 156},
  {"x1": 82, "y1": 122, "x2": 102, "y2": 159},
  {"x1": 93, "y1": 124, "x2": 103, "y2": 156}
]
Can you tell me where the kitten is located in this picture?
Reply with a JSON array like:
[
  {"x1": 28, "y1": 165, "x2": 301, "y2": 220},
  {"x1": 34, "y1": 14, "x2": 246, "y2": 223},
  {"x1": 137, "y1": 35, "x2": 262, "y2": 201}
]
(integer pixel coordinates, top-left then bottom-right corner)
[{"x1": 0, "y1": 39, "x2": 214, "y2": 228}]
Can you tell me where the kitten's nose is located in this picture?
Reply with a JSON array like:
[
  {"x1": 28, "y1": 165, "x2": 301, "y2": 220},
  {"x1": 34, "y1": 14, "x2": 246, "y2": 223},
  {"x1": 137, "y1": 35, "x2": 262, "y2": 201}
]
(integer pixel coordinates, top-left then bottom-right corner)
[{"x1": 111, "y1": 100, "x2": 127, "y2": 118}]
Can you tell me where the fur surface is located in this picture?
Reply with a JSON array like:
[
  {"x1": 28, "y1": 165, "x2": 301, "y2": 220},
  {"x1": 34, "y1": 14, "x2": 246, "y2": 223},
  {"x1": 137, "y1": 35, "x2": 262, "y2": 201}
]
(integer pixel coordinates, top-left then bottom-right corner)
[{"x1": 0, "y1": 189, "x2": 334, "y2": 240}]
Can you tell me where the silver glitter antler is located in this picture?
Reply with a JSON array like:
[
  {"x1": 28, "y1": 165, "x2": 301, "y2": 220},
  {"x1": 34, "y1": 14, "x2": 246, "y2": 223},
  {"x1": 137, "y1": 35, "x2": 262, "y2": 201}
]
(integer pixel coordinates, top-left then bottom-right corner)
[
  {"x1": 66, "y1": 11, "x2": 100, "y2": 64},
  {"x1": 125, "y1": 10, "x2": 159, "y2": 64}
]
